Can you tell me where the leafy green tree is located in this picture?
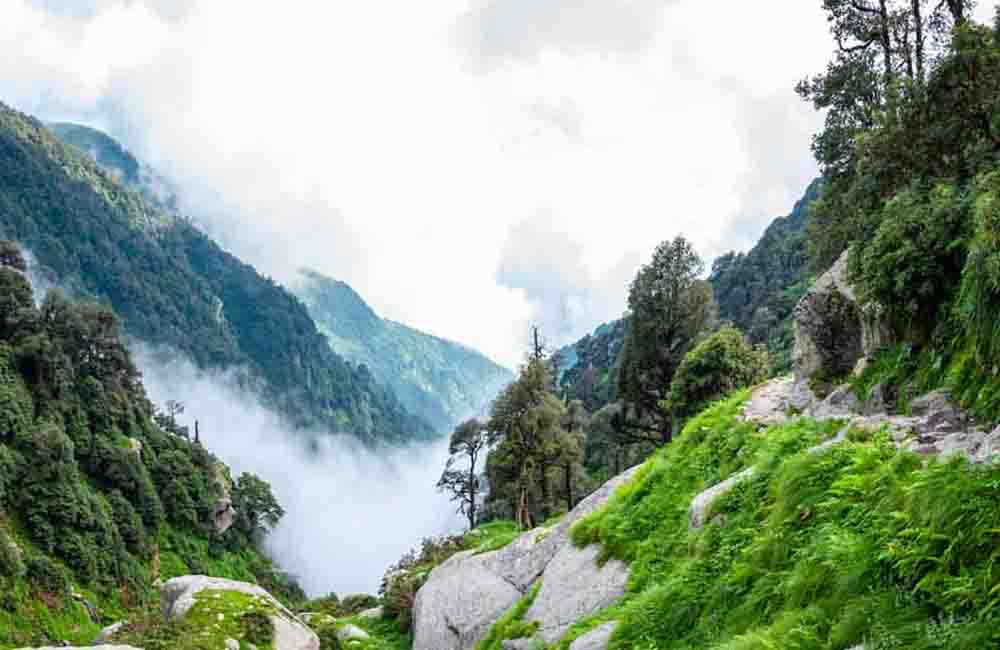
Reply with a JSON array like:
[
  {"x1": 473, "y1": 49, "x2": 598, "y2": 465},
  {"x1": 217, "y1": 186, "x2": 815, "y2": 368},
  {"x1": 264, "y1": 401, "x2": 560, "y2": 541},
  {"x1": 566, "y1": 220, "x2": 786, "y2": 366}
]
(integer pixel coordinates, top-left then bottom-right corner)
[
  {"x1": 233, "y1": 473, "x2": 285, "y2": 543},
  {"x1": 666, "y1": 327, "x2": 770, "y2": 422},
  {"x1": 0, "y1": 240, "x2": 26, "y2": 272},
  {"x1": 617, "y1": 237, "x2": 715, "y2": 443},
  {"x1": 437, "y1": 418, "x2": 489, "y2": 530},
  {"x1": 486, "y1": 357, "x2": 567, "y2": 529}
]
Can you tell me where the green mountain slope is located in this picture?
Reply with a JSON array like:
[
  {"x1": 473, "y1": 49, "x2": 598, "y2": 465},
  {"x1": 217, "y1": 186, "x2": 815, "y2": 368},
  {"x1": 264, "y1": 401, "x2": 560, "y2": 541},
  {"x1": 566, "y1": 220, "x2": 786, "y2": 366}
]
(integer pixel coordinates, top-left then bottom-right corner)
[
  {"x1": 0, "y1": 243, "x2": 302, "y2": 647},
  {"x1": 295, "y1": 270, "x2": 513, "y2": 431},
  {"x1": 709, "y1": 180, "x2": 821, "y2": 370},
  {"x1": 0, "y1": 104, "x2": 430, "y2": 441},
  {"x1": 552, "y1": 319, "x2": 627, "y2": 412}
]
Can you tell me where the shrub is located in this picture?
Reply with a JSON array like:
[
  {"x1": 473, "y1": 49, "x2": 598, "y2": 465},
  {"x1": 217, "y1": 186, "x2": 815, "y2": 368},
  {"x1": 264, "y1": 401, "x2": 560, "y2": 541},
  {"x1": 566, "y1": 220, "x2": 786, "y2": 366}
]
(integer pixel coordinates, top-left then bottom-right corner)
[
  {"x1": 667, "y1": 326, "x2": 769, "y2": 421},
  {"x1": 0, "y1": 527, "x2": 23, "y2": 579},
  {"x1": 854, "y1": 183, "x2": 970, "y2": 344},
  {"x1": 960, "y1": 170, "x2": 1000, "y2": 370},
  {"x1": 24, "y1": 553, "x2": 69, "y2": 596}
]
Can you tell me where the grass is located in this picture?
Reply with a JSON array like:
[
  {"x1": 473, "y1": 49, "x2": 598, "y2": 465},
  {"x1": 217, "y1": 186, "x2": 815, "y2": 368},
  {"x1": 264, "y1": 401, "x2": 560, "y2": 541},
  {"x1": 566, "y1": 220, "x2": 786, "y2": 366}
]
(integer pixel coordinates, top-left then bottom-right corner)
[
  {"x1": 476, "y1": 581, "x2": 543, "y2": 650},
  {"x1": 555, "y1": 390, "x2": 1000, "y2": 649},
  {"x1": 315, "y1": 614, "x2": 414, "y2": 650},
  {"x1": 469, "y1": 520, "x2": 522, "y2": 555}
]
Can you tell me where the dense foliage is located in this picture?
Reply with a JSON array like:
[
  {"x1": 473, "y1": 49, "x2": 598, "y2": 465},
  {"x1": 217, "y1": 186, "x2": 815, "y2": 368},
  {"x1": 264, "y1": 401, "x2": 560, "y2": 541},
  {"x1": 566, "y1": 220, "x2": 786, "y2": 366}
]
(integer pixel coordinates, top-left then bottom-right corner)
[
  {"x1": 0, "y1": 111, "x2": 428, "y2": 440},
  {"x1": 710, "y1": 181, "x2": 820, "y2": 372},
  {"x1": 0, "y1": 243, "x2": 298, "y2": 647},
  {"x1": 295, "y1": 270, "x2": 512, "y2": 433},
  {"x1": 552, "y1": 319, "x2": 628, "y2": 412},
  {"x1": 666, "y1": 327, "x2": 770, "y2": 422}
]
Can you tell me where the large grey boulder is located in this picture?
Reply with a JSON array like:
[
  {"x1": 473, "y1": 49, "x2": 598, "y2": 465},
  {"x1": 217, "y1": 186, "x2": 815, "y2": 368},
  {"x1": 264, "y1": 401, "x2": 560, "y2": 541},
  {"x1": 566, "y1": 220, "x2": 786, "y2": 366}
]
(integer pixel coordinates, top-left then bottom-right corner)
[
  {"x1": 412, "y1": 467, "x2": 641, "y2": 650},
  {"x1": 569, "y1": 622, "x2": 619, "y2": 650},
  {"x1": 161, "y1": 576, "x2": 319, "y2": 650},
  {"x1": 792, "y1": 250, "x2": 892, "y2": 388}
]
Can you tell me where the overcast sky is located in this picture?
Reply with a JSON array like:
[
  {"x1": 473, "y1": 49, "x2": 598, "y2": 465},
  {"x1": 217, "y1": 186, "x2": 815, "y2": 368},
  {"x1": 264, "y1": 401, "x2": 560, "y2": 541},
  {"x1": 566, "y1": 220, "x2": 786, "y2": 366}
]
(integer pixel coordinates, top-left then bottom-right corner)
[{"x1": 3, "y1": 1, "x2": 995, "y2": 367}]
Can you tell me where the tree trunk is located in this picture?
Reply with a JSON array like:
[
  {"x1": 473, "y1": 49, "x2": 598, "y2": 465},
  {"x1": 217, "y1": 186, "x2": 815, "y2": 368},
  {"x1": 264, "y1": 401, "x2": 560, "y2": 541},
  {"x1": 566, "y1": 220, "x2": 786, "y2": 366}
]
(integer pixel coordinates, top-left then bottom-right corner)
[
  {"x1": 538, "y1": 462, "x2": 550, "y2": 522},
  {"x1": 564, "y1": 461, "x2": 573, "y2": 511},
  {"x1": 518, "y1": 486, "x2": 533, "y2": 530},
  {"x1": 912, "y1": 0, "x2": 925, "y2": 85},
  {"x1": 879, "y1": 0, "x2": 894, "y2": 82},
  {"x1": 947, "y1": 0, "x2": 965, "y2": 24}
]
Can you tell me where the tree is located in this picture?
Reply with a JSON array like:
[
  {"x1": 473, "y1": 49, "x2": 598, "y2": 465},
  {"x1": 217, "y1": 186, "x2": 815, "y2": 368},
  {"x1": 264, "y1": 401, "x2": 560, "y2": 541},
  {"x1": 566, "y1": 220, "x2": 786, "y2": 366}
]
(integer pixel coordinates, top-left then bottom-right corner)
[
  {"x1": 557, "y1": 400, "x2": 588, "y2": 512},
  {"x1": 486, "y1": 356, "x2": 567, "y2": 529},
  {"x1": 233, "y1": 473, "x2": 285, "y2": 543},
  {"x1": 0, "y1": 240, "x2": 26, "y2": 272},
  {"x1": 666, "y1": 327, "x2": 770, "y2": 423},
  {"x1": 616, "y1": 237, "x2": 715, "y2": 444},
  {"x1": 436, "y1": 418, "x2": 488, "y2": 530}
]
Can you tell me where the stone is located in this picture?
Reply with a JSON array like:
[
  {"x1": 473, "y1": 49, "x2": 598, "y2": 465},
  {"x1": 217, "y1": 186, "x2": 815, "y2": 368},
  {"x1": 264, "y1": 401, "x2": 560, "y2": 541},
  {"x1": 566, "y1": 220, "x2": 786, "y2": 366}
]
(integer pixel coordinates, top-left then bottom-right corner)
[
  {"x1": 569, "y1": 622, "x2": 618, "y2": 650},
  {"x1": 358, "y1": 606, "x2": 384, "y2": 620},
  {"x1": 808, "y1": 384, "x2": 862, "y2": 419},
  {"x1": 161, "y1": 576, "x2": 319, "y2": 650},
  {"x1": 93, "y1": 621, "x2": 127, "y2": 644},
  {"x1": 862, "y1": 382, "x2": 889, "y2": 415},
  {"x1": 412, "y1": 466, "x2": 642, "y2": 650},
  {"x1": 910, "y1": 390, "x2": 966, "y2": 434},
  {"x1": 792, "y1": 250, "x2": 892, "y2": 387},
  {"x1": 213, "y1": 464, "x2": 236, "y2": 535},
  {"x1": 741, "y1": 377, "x2": 794, "y2": 426},
  {"x1": 336, "y1": 624, "x2": 371, "y2": 644},
  {"x1": 689, "y1": 467, "x2": 755, "y2": 530},
  {"x1": 226, "y1": 640, "x2": 240, "y2": 650},
  {"x1": 523, "y1": 543, "x2": 629, "y2": 643}
]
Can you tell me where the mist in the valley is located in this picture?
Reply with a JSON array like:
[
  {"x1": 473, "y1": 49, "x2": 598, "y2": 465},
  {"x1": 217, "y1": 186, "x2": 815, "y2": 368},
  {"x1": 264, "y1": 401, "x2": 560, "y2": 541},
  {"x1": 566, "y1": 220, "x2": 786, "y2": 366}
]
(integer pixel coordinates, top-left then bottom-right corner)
[{"x1": 133, "y1": 346, "x2": 464, "y2": 597}]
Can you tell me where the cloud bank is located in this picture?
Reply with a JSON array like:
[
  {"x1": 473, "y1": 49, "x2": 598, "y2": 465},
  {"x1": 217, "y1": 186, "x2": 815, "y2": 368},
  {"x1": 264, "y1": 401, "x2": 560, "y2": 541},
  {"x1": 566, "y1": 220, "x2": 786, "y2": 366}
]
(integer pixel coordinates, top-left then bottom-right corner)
[{"x1": 135, "y1": 348, "x2": 463, "y2": 596}]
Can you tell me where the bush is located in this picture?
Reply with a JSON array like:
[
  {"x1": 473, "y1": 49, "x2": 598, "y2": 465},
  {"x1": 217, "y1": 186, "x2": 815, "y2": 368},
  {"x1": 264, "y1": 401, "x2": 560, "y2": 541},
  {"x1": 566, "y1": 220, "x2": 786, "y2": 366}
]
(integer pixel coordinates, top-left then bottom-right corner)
[
  {"x1": 24, "y1": 553, "x2": 69, "y2": 595},
  {"x1": 0, "y1": 527, "x2": 23, "y2": 579},
  {"x1": 960, "y1": 170, "x2": 1000, "y2": 369},
  {"x1": 667, "y1": 326, "x2": 769, "y2": 421},
  {"x1": 853, "y1": 183, "x2": 970, "y2": 344}
]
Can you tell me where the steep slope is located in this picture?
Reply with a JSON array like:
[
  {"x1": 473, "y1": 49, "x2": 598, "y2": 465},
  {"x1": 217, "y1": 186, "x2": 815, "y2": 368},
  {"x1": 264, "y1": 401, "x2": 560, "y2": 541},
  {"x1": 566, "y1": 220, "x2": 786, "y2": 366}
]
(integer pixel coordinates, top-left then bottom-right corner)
[
  {"x1": 0, "y1": 243, "x2": 302, "y2": 647},
  {"x1": 295, "y1": 270, "x2": 513, "y2": 431},
  {"x1": 709, "y1": 179, "x2": 821, "y2": 369},
  {"x1": 0, "y1": 106, "x2": 429, "y2": 441}
]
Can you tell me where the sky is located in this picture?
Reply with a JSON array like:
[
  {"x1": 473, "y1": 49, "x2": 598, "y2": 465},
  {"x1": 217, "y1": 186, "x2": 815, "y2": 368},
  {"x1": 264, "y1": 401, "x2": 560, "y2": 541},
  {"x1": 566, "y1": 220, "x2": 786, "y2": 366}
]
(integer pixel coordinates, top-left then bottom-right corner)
[{"x1": 2, "y1": 1, "x2": 995, "y2": 367}]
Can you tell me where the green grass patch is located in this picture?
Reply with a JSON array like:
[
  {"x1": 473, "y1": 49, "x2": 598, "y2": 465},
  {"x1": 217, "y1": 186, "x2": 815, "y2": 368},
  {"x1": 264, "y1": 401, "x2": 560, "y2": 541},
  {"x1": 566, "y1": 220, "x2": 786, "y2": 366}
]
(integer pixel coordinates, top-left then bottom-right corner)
[
  {"x1": 556, "y1": 389, "x2": 1000, "y2": 649},
  {"x1": 469, "y1": 521, "x2": 522, "y2": 555},
  {"x1": 477, "y1": 581, "x2": 543, "y2": 650}
]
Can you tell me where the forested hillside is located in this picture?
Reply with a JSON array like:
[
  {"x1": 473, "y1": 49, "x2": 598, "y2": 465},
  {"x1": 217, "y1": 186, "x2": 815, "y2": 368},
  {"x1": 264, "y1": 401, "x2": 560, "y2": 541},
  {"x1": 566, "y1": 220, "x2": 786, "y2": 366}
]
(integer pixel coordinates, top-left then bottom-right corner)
[
  {"x1": 295, "y1": 270, "x2": 512, "y2": 431},
  {"x1": 710, "y1": 180, "x2": 820, "y2": 371},
  {"x1": 0, "y1": 109, "x2": 429, "y2": 441},
  {"x1": 552, "y1": 319, "x2": 627, "y2": 412},
  {"x1": 0, "y1": 242, "x2": 301, "y2": 646}
]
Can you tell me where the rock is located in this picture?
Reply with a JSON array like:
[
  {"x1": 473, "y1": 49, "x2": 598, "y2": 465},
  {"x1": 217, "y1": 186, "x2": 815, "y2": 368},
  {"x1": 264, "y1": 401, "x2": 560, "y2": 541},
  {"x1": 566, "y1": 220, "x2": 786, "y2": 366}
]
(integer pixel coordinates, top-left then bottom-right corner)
[
  {"x1": 412, "y1": 466, "x2": 642, "y2": 650},
  {"x1": 689, "y1": 467, "x2": 755, "y2": 530},
  {"x1": 569, "y1": 622, "x2": 618, "y2": 650},
  {"x1": 910, "y1": 390, "x2": 966, "y2": 434},
  {"x1": 299, "y1": 612, "x2": 337, "y2": 628},
  {"x1": 741, "y1": 377, "x2": 794, "y2": 426},
  {"x1": 336, "y1": 624, "x2": 371, "y2": 644},
  {"x1": 862, "y1": 382, "x2": 889, "y2": 415},
  {"x1": 225, "y1": 640, "x2": 240, "y2": 650},
  {"x1": 501, "y1": 640, "x2": 531, "y2": 650},
  {"x1": 808, "y1": 384, "x2": 861, "y2": 419},
  {"x1": 93, "y1": 621, "x2": 127, "y2": 644},
  {"x1": 358, "y1": 605, "x2": 384, "y2": 620},
  {"x1": 523, "y1": 542, "x2": 629, "y2": 643},
  {"x1": 792, "y1": 250, "x2": 892, "y2": 387},
  {"x1": 213, "y1": 464, "x2": 236, "y2": 535},
  {"x1": 161, "y1": 576, "x2": 319, "y2": 650}
]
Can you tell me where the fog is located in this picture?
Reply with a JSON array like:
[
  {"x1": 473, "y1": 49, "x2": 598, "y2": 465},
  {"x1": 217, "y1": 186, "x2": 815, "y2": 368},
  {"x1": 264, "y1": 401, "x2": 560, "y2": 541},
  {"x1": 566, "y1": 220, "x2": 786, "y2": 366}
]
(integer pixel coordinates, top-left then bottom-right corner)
[{"x1": 133, "y1": 347, "x2": 464, "y2": 597}]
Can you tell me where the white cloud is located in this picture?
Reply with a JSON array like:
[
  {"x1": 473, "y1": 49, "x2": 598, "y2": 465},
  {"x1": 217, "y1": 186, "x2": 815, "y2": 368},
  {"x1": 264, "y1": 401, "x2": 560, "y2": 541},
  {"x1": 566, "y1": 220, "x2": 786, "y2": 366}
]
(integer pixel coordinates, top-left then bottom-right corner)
[{"x1": 0, "y1": 0, "x2": 837, "y2": 367}]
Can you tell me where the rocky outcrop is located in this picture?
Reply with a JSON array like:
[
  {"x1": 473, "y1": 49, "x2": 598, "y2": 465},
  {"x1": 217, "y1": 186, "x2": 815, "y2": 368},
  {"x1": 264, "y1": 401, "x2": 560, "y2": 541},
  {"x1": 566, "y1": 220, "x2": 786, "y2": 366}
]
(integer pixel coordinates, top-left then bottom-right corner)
[
  {"x1": 412, "y1": 467, "x2": 641, "y2": 650},
  {"x1": 689, "y1": 467, "x2": 755, "y2": 530},
  {"x1": 336, "y1": 623, "x2": 371, "y2": 644},
  {"x1": 792, "y1": 250, "x2": 892, "y2": 387},
  {"x1": 161, "y1": 575, "x2": 319, "y2": 650},
  {"x1": 213, "y1": 464, "x2": 236, "y2": 535}
]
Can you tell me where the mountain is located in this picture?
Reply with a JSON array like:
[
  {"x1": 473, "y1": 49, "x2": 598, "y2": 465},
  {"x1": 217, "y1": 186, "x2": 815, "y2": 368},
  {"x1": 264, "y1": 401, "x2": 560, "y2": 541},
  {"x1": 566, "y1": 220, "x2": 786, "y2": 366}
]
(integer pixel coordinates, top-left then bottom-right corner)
[
  {"x1": 295, "y1": 270, "x2": 513, "y2": 431},
  {"x1": 0, "y1": 242, "x2": 303, "y2": 645},
  {"x1": 709, "y1": 179, "x2": 821, "y2": 370},
  {"x1": 0, "y1": 104, "x2": 430, "y2": 441},
  {"x1": 552, "y1": 318, "x2": 627, "y2": 412}
]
